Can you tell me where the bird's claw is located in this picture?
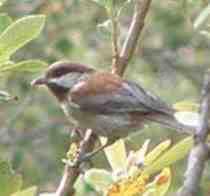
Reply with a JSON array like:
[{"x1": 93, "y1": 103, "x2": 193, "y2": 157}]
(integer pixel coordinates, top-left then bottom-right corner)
[
  {"x1": 69, "y1": 147, "x2": 106, "y2": 166},
  {"x1": 76, "y1": 152, "x2": 94, "y2": 163},
  {"x1": 63, "y1": 154, "x2": 91, "y2": 167},
  {"x1": 76, "y1": 142, "x2": 110, "y2": 164}
]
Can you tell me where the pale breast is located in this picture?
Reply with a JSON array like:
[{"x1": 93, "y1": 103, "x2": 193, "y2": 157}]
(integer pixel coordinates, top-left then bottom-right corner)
[{"x1": 61, "y1": 101, "x2": 143, "y2": 139}]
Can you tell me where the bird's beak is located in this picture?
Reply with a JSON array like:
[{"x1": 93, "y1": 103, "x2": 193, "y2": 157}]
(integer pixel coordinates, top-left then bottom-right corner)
[{"x1": 31, "y1": 76, "x2": 48, "y2": 87}]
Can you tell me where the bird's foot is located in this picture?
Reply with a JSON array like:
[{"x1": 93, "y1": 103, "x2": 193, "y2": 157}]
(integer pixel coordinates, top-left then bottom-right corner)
[
  {"x1": 74, "y1": 142, "x2": 110, "y2": 164},
  {"x1": 63, "y1": 151, "x2": 96, "y2": 167}
]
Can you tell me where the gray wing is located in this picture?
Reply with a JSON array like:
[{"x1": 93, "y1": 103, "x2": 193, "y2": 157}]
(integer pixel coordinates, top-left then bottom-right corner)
[
  {"x1": 125, "y1": 81, "x2": 174, "y2": 115},
  {"x1": 70, "y1": 80, "x2": 174, "y2": 115}
]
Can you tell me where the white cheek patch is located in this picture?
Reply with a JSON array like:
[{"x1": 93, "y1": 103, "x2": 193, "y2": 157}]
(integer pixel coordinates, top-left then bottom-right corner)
[
  {"x1": 48, "y1": 73, "x2": 82, "y2": 88},
  {"x1": 71, "y1": 81, "x2": 86, "y2": 92}
]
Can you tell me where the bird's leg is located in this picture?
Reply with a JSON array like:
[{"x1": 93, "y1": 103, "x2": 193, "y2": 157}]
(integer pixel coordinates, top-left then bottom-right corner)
[
  {"x1": 67, "y1": 129, "x2": 94, "y2": 167},
  {"x1": 76, "y1": 139, "x2": 114, "y2": 164}
]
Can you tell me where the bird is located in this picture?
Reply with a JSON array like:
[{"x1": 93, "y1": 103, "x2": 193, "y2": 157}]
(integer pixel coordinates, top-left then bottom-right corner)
[{"x1": 31, "y1": 61, "x2": 194, "y2": 161}]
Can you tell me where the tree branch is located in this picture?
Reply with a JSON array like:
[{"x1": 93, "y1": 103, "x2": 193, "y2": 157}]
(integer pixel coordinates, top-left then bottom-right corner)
[
  {"x1": 177, "y1": 70, "x2": 210, "y2": 196},
  {"x1": 55, "y1": 1, "x2": 153, "y2": 195},
  {"x1": 112, "y1": 0, "x2": 152, "y2": 76},
  {"x1": 55, "y1": 130, "x2": 96, "y2": 196}
]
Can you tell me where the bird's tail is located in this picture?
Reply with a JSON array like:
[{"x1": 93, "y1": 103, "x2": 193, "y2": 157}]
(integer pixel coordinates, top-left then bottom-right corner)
[{"x1": 145, "y1": 112, "x2": 196, "y2": 134}]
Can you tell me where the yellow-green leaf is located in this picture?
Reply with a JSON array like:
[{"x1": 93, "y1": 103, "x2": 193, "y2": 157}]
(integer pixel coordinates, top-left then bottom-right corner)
[
  {"x1": 144, "y1": 140, "x2": 171, "y2": 166},
  {"x1": 143, "y1": 137, "x2": 193, "y2": 175},
  {"x1": 173, "y1": 101, "x2": 199, "y2": 112},
  {"x1": 104, "y1": 139, "x2": 127, "y2": 171}
]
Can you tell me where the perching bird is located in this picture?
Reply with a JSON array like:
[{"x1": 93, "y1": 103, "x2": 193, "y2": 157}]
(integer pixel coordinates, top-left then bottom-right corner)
[{"x1": 31, "y1": 61, "x2": 194, "y2": 160}]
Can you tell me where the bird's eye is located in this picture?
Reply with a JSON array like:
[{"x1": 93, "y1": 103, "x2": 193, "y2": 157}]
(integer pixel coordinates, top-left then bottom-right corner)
[{"x1": 55, "y1": 70, "x2": 63, "y2": 77}]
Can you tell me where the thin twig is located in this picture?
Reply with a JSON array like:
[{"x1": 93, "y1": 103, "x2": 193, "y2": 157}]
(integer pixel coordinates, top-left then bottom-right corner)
[
  {"x1": 112, "y1": 0, "x2": 152, "y2": 76},
  {"x1": 111, "y1": 15, "x2": 119, "y2": 72},
  {"x1": 55, "y1": 130, "x2": 96, "y2": 196},
  {"x1": 177, "y1": 70, "x2": 210, "y2": 196},
  {"x1": 110, "y1": 2, "x2": 119, "y2": 72}
]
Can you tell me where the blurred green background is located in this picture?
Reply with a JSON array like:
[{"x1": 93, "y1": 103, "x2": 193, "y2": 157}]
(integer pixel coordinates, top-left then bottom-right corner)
[{"x1": 0, "y1": 0, "x2": 210, "y2": 194}]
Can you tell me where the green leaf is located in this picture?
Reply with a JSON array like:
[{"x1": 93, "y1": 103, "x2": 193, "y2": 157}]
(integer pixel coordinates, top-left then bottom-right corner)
[
  {"x1": 84, "y1": 168, "x2": 113, "y2": 192},
  {"x1": 194, "y1": 3, "x2": 210, "y2": 29},
  {"x1": 11, "y1": 186, "x2": 37, "y2": 196},
  {"x1": 143, "y1": 137, "x2": 193, "y2": 175},
  {"x1": 0, "y1": 159, "x2": 22, "y2": 196},
  {"x1": 0, "y1": 15, "x2": 45, "y2": 60},
  {"x1": 0, "y1": 60, "x2": 47, "y2": 73},
  {"x1": 0, "y1": 14, "x2": 12, "y2": 34}
]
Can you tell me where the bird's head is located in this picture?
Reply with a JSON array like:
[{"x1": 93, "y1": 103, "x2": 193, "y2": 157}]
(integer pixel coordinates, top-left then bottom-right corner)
[{"x1": 31, "y1": 61, "x2": 94, "y2": 101}]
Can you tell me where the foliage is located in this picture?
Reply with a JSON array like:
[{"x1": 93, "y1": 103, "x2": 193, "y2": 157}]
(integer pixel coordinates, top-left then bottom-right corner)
[
  {"x1": 72, "y1": 138, "x2": 192, "y2": 195},
  {"x1": 0, "y1": 0, "x2": 46, "y2": 195},
  {"x1": 0, "y1": 0, "x2": 210, "y2": 195},
  {"x1": 0, "y1": 2, "x2": 46, "y2": 102},
  {"x1": 0, "y1": 15, "x2": 45, "y2": 61}
]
